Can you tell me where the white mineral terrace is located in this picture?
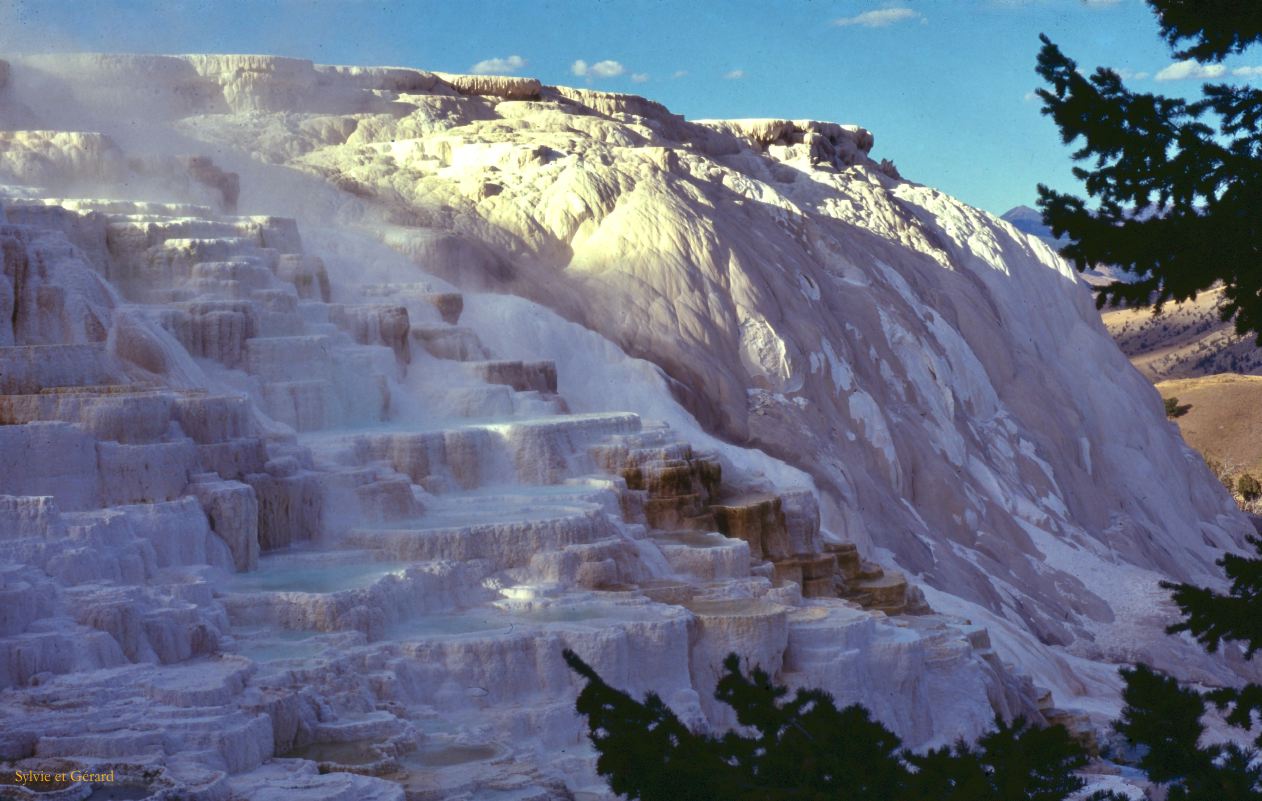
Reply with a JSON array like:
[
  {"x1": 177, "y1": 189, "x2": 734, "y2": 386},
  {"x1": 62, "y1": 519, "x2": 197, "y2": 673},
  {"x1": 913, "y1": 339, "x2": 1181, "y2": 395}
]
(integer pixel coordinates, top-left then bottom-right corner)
[
  {"x1": 0, "y1": 178, "x2": 1029, "y2": 800},
  {"x1": 0, "y1": 53, "x2": 1248, "y2": 800}
]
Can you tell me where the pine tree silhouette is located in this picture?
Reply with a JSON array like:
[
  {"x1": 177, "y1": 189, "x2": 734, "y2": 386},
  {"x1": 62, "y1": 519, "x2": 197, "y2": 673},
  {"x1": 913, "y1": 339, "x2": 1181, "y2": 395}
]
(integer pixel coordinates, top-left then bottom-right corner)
[
  {"x1": 563, "y1": 649, "x2": 1092, "y2": 800},
  {"x1": 1039, "y1": 9, "x2": 1262, "y2": 784},
  {"x1": 1114, "y1": 664, "x2": 1211, "y2": 784},
  {"x1": 1164, "y1": 535, "x2": 1262, "y2": 658},
  {"x1": 562, "y1": 649, "x2": 733, "y2": 801},
  {"x1": 1036, "y1": 1, "x2": 1262, "y2": 341}
]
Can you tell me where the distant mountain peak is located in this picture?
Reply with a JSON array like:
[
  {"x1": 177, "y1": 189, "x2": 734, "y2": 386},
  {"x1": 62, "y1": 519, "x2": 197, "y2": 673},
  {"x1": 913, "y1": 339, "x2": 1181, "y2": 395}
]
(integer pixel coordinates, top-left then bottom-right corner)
[
  {"x1": 1000, "y1": 204, "x2": 1040, "y2": 220},
  {"x1": 1000, "y1": 204, "x2": 1058, "y2": 240}
]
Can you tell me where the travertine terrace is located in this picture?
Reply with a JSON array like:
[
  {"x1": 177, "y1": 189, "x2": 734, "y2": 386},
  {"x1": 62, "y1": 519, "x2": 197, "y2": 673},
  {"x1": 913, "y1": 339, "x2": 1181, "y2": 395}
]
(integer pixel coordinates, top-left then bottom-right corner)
[{"x1": 0, "y1": 54, "x2": 1249, "y2": 799}]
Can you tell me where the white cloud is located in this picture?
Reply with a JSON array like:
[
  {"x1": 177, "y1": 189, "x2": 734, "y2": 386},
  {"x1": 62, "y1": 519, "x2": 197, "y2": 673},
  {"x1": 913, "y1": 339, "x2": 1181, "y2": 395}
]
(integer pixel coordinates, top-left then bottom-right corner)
[
  {"x1": 1112, "y1": 67, "x2": 1150, "y2": 80},
  {"x1": 724, "y1": 69, "x2": 745, "y2": 80},
  {"x1": 1233, "y1": 66, "x2": 1262, "y2": 77},
  {"x1": 1023, "y1": 90, "x2": 1039, "y2": 102},
  {"x1": 470, "y1": 54, "x2": 526, "y2": 75},
  {"x1": 831, "y1": 7, "x2": 923, "y2": 27},
  {"x1": 591, "y1": 60, "x2": 626, "y2": 77},
  {"x1": 672, "y1": 70, "x2": 688, "y2": 79},
  {"x1": 1155, "y1": 59, "x2": 1226, "y2": 81},
  {"x1": 571, "y1": 59, "x2": 626, "y2": 78},
  {"x1": 631, "y1": 73, "x2": 649, "y2": 83}
]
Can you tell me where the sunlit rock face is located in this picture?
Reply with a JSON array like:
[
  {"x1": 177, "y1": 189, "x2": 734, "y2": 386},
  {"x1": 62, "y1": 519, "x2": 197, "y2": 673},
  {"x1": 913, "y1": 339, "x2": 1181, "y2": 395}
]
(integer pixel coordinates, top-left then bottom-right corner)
[{"x1": 0, "y1": 53, "x2": 1245, "y2": 798}]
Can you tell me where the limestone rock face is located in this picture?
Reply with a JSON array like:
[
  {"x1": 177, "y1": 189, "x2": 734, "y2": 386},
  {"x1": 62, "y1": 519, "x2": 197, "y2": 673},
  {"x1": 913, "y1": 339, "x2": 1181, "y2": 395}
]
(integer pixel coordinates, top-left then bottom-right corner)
[
  {"x1": 190, "y1": 475, "x2": 261, "y2": 571},
  {"x1": 159, "y1": 55, "x2": 1242, "y2": 692},
  {"x1": 0, "y1": 52, "x2": 1238, "y2": 800},
  {"x1": 0, "y1": 130, "x2": 242, "y2": 213},
  {"x1": 0, "y1": 223, "x2": 115, "y2": 348},
  {"x1": 437, "y1": 72, "x2": 543, "y2": 100}
]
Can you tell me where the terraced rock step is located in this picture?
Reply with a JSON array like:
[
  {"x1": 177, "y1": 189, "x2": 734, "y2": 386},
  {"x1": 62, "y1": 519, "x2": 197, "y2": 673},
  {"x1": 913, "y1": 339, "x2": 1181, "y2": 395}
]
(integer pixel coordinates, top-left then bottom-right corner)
[
  {"x1": 410, "y1": 324, "x2": 489, "y2": 361},
  {"x1": 593, "y1": 432, "x2": 722, "y2": 531},
  {"x1": 345, "y1": 508, "x2": 620, "y2": 571},
  {"x1": 594, "y1": 432, "x2": 922, "y2": 614},
  {"x1": 308, "y1": 412, "x2": 642, "y2": 491},
  {"x1": 421, "y1": 292, "x2": 464, "y2": 325},
  {"x1": 327, "y1": 303, "x2": 411, "y2": 363},
  {"x1": 824, "y1": 541, "x2": 862, "y2": 581},
  {"x1": 0, "y1": 344, "x2": 116, "y2": 393},
  {"x1": 0, "y1": 386, "x2": 250, "y2": 444},
  {"x1": 713, "y1": 494, "x2": 792, "y2": 560},
  {"x1": 466, "y1": 359, "x2": 558, "y2": 394},
  {"x1": 651, "y1": 529, "x2": 751, "y2": 581}
]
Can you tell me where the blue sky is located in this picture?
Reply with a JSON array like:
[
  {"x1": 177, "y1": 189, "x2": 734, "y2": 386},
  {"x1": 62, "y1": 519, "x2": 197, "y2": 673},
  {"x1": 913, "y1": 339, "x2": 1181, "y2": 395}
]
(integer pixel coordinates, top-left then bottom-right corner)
[{"x1": 3, "y1": 0, "x2": 1261, "y2": 215}]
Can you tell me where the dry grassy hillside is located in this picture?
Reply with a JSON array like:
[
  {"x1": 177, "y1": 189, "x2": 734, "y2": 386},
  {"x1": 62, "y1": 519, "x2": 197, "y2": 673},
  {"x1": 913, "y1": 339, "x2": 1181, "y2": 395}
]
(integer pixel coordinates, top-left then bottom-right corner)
[
  {"x1": 1155, "y1": 374, "x2": 1262, "y2": 484},
  {"x1": 1100, "y1": 289, "x2": 1262, "y2": 506},
  {"x1": 1102, "y1": 286, "x2": 1262, "y2": 381}
]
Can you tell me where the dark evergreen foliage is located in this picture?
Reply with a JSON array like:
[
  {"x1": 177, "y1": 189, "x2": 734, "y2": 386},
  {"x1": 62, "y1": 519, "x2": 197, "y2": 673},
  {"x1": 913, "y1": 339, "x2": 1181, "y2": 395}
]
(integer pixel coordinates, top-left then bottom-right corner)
[
  {"x1": 1089, "y1": 659, "x2": 1262, "y2": 798},
  {"x1": 1034, "y1": 2, "x2": 1262, "y2": 340},
  {"x1": 711, "y1": 653, "x2": 905, "y2": 800},
  {"x1": 1207, "y1": 682, "x2": 1262, "y2": 745},
  {"x1": 1170, "y1": 743, "x2": 1262, "y2": 801},
  {"x1": 901, "y1": 718, "x2": 1087, "y2": 801},
  {"x1": 973, "y1": 718, "x2": 1087, "y2": 801},
  {"x1": 1040, "y1": 6, "x2": 1262, "y2": 780},
  {"x1": 563, "y1": 649, "x2": 1091, "y2": 801},
  {"x1": 1154, "y1": 532, "x2": 1262, "y2": 759},
  {"x1": 562, "y1": 649, "x2": 736, "y2": 801},
  {"x1": 1150, "y1": 0, "x2": 1262, "y2": 62},
  {"x1": 1162, "y1": 534, "x2": 1262, "y2": 657},
  {"x1": 1114, "y1": 664, "x2": 1211, "y2": 783},
  {"x1": 901, "y1": 741, "x2": 991, "y2": 801},
  {"x1": 1111, "y1": 665, "x2": 1262, "y2": 800}
]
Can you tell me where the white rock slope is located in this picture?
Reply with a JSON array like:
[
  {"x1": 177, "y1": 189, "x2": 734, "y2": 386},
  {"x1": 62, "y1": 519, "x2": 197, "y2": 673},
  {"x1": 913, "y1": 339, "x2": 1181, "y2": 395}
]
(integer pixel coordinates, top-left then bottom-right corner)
[{"x1": 0, "y1": 53, "x2": 1247, "y2": 799}]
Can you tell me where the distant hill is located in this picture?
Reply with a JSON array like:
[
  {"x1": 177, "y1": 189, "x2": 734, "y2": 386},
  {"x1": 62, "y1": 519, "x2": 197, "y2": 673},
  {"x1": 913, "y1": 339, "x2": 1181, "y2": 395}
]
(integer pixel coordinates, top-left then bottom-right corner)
[
  {"x1": 1157, "y1": 374, "x2": 1262, "y2": 481},
  {"x1": 1102, "y1": 287, "x2": 1262, "y2": 381},
  {"x1": 1001, "y1": 204, "x2": 1067, "y2": 247}
]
